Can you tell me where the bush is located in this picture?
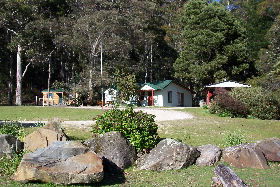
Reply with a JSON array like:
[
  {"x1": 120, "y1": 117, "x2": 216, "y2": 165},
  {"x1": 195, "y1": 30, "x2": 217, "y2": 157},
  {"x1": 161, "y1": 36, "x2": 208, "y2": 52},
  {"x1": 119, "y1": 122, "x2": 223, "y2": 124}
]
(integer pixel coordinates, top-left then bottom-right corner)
[
  {"x1": 0, "y1": 121, "x2": 25, "y2": 140},
  {"x1": 209, "y1": 92, "x2": 249, "y2": 118},
  {"x1": 92, "y1": 107, "x2": 160, "y2": 152},
  {"x1": 224, "y1": 131, "x2": 246, "y2": 147},
  {"x1": 230, "y1": 87, "x2": 280, "y2": 120},
  {"x1": 0, "y1": 152, "x2": 23, "y2": 176}
]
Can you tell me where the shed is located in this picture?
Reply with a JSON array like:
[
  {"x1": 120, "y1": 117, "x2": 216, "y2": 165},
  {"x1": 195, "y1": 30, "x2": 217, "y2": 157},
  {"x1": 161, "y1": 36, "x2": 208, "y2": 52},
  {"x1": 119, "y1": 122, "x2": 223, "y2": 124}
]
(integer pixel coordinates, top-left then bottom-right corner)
[
  {"x1": 104, "y1": 88, "x2": 117, "y2": 104},
  {"x1": 140, "y1": 80, "x2": 192, "y2": 107},
  {"x1": 205, "y1": 81, "x2": 251, "y2": 104},
  {"x1": 41, "y1": 89, "x2": 64, "y2": 106}
]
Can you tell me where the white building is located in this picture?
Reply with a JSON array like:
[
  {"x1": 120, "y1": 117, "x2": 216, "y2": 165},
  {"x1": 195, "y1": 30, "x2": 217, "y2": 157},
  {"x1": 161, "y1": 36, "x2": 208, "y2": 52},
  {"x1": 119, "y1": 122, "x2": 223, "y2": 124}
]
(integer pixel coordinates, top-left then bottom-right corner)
[
  {"x1": 104, "y1": 88, "x2": 117, "y2": 104},
  {"x1": 140, "y1": 80, "x2": 192, "y2": 107}
]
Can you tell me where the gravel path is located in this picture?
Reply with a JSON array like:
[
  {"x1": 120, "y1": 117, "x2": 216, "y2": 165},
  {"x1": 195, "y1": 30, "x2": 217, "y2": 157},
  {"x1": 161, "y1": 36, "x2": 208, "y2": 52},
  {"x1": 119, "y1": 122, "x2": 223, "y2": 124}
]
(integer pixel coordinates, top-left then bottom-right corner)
[{"x1": 14, "y1": 108, "x2": 194, "y2": 129}]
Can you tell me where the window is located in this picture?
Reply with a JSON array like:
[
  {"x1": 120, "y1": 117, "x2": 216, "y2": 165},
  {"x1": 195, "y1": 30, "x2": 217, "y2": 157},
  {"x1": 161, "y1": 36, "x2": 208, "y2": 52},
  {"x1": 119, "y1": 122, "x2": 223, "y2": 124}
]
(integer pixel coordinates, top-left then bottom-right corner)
[
  {"x1": 168, "y1": 91, "x2": 172, "y2": 103},
  {"x1": 48, "y1": 93, "x2": 53, "y2": 98}
]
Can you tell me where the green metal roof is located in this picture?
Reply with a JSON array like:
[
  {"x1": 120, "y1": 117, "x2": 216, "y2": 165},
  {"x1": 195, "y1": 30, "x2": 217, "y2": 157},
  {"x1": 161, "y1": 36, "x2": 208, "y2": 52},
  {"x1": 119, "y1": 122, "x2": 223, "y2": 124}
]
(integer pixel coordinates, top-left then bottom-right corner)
[
  {"x1": 42, "y1": 89, "x2": 64, "y2": 92},
  {"x1": 143, "y1": 80, "x2": 172, "y2": 90}
]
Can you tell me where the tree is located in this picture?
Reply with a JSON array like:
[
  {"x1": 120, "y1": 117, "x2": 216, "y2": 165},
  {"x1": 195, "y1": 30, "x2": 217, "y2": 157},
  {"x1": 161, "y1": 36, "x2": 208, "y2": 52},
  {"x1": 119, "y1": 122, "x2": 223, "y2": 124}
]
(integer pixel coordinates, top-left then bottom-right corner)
[
  {"x1": 115, "y1": 70, "x2": 138, "y2": 103},
  {"x1": 174, "y1": 0, "x2": 253, "y2": 92}
]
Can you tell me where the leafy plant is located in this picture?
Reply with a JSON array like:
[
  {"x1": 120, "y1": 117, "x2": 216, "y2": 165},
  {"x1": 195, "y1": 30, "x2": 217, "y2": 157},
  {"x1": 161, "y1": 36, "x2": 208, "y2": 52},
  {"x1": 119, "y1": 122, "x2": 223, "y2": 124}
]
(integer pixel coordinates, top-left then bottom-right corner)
[
  {"x1": 209, "y1": 92, "x2": 249, "y2": 118},
  {"x1": 92, "y1": 107, "x2": 160, "y2": 152},
  {"x1": 0, "y1": 152, "x2": 23, "y2": 176},
  {"x1": 224, "y1": 131, "x2": 246, "y2": 147},
  {"x1": 0, "y1": 121, "x2": 26, "y2": 140},
  {"x1": 231, "y1": 87, "x2": 280, "y2": 120}
]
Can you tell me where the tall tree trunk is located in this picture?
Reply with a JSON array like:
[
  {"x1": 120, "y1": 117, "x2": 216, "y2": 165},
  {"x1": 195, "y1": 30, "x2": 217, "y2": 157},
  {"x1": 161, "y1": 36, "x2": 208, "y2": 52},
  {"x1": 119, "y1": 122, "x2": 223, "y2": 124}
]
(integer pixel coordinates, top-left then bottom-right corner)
[
  {"x1": 150, "y1": 44, "x2": 153, "y2": 82},
  {"x1": 88, "y1": 55, "x2": 94, "y2": 104},
  {"x1": 15, "y1": 45, "x2": 22, "y2": 106},
  {"x1": 47, "y1": 59, "x2": 51, "y2": 106},
  {"x1": 8, "y1": 54, "x2": 13, "y2": 105}
]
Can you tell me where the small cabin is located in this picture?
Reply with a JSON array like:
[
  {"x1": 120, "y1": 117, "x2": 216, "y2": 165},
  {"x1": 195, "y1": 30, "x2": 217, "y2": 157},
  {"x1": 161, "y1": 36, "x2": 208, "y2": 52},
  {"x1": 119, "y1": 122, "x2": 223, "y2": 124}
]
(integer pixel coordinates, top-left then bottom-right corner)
[
  {"x1": 140, "y1": 80, "x2": 192, "y2": 107},
  {"x1": 41, "y1": 89, "x2": 64, "y2": 106}
]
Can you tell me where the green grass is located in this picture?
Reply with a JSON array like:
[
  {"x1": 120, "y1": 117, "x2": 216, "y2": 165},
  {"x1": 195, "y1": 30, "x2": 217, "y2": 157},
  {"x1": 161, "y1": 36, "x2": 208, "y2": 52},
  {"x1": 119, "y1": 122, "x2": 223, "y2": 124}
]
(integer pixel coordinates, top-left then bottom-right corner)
[
  {"x1": 158, "y1": 108, "x2": 280, "y2": 148},
  {"x1": 1, "y1": 108, "x2": 280, "y2": 186},
  {"x1": 0, "y1": 106, "x2": 104, "y2": 121}
]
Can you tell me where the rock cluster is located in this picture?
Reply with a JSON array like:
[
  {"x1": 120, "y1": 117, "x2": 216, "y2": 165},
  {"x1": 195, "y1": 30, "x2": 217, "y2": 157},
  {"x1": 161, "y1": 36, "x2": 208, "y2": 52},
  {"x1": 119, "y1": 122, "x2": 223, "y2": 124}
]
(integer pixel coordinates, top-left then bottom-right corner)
[{"x1": 1, "y1": 121, "x2": 280, "y2": 186}]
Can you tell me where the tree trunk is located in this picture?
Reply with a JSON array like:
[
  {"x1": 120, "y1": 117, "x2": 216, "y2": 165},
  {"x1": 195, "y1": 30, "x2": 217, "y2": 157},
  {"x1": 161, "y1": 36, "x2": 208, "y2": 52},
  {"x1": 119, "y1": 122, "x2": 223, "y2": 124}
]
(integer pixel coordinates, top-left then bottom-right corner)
[
  {"x1": 15, "y1": 45, "x2": 22, "y2": 106},
  {"x1": 47, "y1": 59, "x2": 51, "y2": 106},
  {"x1": 8, "y1": 54, "x2": 13, "y2": 105}
]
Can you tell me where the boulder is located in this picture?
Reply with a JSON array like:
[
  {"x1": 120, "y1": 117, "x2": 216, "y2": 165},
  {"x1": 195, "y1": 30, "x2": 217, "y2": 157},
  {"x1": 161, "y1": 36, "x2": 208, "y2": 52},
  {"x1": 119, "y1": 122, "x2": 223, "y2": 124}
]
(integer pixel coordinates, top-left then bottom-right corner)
[
  {"x1": 256, "y1": 138, "x2": 280, "y2": 161},
  {"x1": 213, "y1": 164, "x2": 247, "y2": 187},
  {"x1": 12, "y1": 141, "x2": 103, "y2": 184},
  {"x1": 196, "y1": 144, "x2": 221, "y2": 166},
  {"x1": 223, "y1": 143, "x2": 269, "y2": 169},
  {"x1": 137, "y1": 138, "x2": 200, "y2": 171},
  {"x1": 0, "y1": 134, "x2": 24, "y2": 158},
  {"x1": 24, "y1": 123, "x2": 68, "y2": 152},
  {"x1": 84, "y1": 132, "x2": 136, "y2": 170}
]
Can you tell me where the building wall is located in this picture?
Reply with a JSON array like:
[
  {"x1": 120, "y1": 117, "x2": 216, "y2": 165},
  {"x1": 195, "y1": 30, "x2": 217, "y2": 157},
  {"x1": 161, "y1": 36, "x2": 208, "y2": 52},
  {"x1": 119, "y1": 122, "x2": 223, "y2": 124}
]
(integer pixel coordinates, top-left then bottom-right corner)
[
  {"x1": 42, "y1": 92, "x2": 61, "y2": 105},
  {"x1": 157, "y1": 83, "x2": 192, "y2": 107}
]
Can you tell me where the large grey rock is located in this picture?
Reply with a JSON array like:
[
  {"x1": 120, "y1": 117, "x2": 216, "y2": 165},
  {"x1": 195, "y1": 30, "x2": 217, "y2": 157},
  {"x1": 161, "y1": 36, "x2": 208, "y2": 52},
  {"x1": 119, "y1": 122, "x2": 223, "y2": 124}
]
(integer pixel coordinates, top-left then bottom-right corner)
[
  {"x1": 24, "y1": 121, "x2": 68, "y2": 152},
  {"x1": 256, "y1": 138, "x2": 280, "y2": 161},
  {"x1": 84, "y1": 131, "x2": 136, "y2": 170},
  {"x1": 0, "y1": 134, "x2": 24, "y2": 158},
  {"x1": 213, "y1": 164, "x2": 247, "y2": 187},
  {"x1": 12, "y1": 141, "x2": 103, "y2": 184},
  {"x1": 196, "y1": 144, "x2": 221, "y2": 166},
  {"x1": 137, "y1": 138, "x2": 200, "y2": 171},
  {"x1": 223, "y1": 143, "x2": 269, "y2": 169}
]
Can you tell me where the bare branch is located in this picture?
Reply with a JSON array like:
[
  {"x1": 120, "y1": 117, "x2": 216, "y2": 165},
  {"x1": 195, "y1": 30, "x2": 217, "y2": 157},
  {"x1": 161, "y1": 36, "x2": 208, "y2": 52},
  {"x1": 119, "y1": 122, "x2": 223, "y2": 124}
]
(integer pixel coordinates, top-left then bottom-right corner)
[
  {"x1": 22, "y1": 62, "x2": 31, "y2": 78},
  {"x1": 7, "y1": 28, "x2": 18, "y2": 35}
]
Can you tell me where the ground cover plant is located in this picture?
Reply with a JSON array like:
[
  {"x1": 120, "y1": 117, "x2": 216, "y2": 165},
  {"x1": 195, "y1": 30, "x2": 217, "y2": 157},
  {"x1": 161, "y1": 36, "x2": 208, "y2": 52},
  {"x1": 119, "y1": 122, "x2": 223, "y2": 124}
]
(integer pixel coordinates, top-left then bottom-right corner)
[
  {"x1": 1, "y1": 108, "x2": 280, "y2": 186},
  {"x1": 0, "y1": 106, "x2": 104, "y2": 121}
]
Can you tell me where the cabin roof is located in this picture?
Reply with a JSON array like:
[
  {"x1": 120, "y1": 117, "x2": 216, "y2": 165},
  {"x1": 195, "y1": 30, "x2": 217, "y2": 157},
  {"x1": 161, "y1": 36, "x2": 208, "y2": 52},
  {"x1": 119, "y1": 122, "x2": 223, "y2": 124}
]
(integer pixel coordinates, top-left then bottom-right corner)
[
  {"x1": 206, "y1": 81, "x2": 251, "y2": 88},
  {"x1": 142, "y1": 80, "x2": 172, "y2": 90}
]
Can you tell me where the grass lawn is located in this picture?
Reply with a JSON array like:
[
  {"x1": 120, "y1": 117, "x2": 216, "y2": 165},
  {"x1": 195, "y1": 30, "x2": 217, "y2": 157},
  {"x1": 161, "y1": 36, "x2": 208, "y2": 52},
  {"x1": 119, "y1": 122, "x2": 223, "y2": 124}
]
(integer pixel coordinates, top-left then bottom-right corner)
[
  {"x1": 0, "y1": 106, "x2": 104, "y2": 121},
  {"x1": 1, "y1": 108, "x2": 280, "y2": 186}
]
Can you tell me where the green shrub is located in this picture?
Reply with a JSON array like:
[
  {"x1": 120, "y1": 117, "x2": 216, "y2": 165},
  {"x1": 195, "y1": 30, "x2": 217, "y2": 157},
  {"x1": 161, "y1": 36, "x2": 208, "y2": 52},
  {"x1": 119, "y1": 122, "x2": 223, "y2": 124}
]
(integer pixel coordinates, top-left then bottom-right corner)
[
  {"x1": 92, "y1": 107, "x2": 160, "y2": 152},
  {"x1": 0, "y1": 121, "x2": 26, "y2": 140},
  {"x1": 230, "y1": 87, "x2": 280, "y2": 120},
  {"x1": 209, "y1": 92, "x2": 249, "y2": 118},
  {"x1": 0, "y1": 152, "x2": 23, "y2": 176},
  {"x1": 224, "y1": 131, "x2": 246, "y2": 147}
]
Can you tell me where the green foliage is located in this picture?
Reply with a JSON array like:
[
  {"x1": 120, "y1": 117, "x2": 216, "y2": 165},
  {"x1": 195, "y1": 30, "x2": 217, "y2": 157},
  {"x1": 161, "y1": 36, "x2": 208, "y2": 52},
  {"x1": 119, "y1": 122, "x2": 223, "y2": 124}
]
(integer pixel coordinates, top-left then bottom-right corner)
[
  {"x1": 115, "y1": 70, "x2": 139, "y2": 103},
  {"x1": 230, "y1": 87, "x2": 280, "y2": 120},
  {"x1": 224, "y1": 131, "x2": 246, "y2": 147},
  {"x1": 0, "y1": 152, "x2": 23, "y2": 176},
  {"x1": 209, "y1": 92, "x2": 249, "y2": 118},
  {"x1": 174, "y1": 0, "x2": 252, "y2": 92},
  {"x1": 92, "y1": 107, "x2": 160, "y2": 151},
  {"x1": 0, "y1": 121, "x2": 25, "y2": 140}
]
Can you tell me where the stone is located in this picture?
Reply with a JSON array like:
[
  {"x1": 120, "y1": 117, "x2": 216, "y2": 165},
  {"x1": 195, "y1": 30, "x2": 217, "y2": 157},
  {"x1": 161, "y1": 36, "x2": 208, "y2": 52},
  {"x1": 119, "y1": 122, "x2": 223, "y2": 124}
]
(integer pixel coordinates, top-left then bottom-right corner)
[
  {"x1": 213, "y1": 164, "x2": 247, "y2": 187},
  {"x1": 256, "y1": 138, "x2": 280, "y2": 161},
  {"x1": 12, "y1": 141, "x2": 103, "y2": 184},
  {"x1": 223, "y1": 143, "x2": 269, "y2": 169},
  {"x1": 0, "y1": 134, "x2": 24, "y2": 158},
  {"x1": 196, "y1": 144, "x2": 222, "y2": 166},
  {"x1": 24, "y1": 123, "x2": 68, "y2": 152},
  {"x1": 84, "y1": 132, "x2": 136, "y2": 170},
  {"x1": 137, "y1": 138, "x2": 200, "y2": 171}
]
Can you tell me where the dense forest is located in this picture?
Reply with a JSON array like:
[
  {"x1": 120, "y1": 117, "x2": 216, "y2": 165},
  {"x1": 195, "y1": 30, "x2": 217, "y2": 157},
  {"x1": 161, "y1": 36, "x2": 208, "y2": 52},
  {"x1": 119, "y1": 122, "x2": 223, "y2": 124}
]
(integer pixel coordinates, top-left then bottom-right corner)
[{"x1": 0, "y1": 0, "x2": 279, "y2": 105}]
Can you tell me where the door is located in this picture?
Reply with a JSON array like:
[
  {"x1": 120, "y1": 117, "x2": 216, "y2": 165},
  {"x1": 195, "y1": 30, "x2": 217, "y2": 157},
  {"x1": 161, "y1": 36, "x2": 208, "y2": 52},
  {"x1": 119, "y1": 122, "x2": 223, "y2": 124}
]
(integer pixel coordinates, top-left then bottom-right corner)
[
  {"x1": 178, "y1": 92, "x2": 184, "y2": 106},
  {"x1": 148, "y1": 91, "x2": 153, "y2": 106}
]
